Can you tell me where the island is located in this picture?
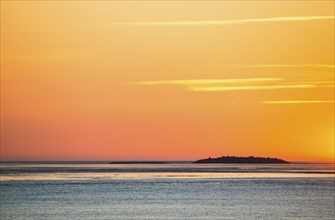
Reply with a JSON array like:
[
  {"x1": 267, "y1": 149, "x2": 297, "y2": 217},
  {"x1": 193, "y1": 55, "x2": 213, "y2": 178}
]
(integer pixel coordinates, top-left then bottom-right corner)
[
  {"x1": 109, "y1": 161, "x2": 167, "y2": 164},
  {"x1": 193, "y1": 156, "x2": 289, "y2": 164}
]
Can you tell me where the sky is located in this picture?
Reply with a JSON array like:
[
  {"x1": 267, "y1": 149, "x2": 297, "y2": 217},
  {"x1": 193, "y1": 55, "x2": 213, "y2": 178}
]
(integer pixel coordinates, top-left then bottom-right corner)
[{"x1": 1, "y1": 1, "x2": 334, "y2": 162}]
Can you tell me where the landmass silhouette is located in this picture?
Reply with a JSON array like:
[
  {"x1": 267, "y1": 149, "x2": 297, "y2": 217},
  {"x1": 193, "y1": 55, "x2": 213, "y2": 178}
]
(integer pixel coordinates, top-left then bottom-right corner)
[
  {"x1": 109, "y1": 161, "x2": 167, "y2": 164},
  {"x1": 108, "y1": 156, "x2": 289, "y2": 164},
  {"x1": 193, "y1": 156, "x2": 289, "y2": 164}
]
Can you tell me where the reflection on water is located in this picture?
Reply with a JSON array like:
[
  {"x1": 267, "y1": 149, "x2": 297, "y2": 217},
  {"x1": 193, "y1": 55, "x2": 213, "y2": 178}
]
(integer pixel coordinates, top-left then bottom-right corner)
[
  {"x1": 0, "y1": 162, "x2": 334, "y2": 181},
  {"x1": 1, "y1": 172, "x2": 334, "y2": 181}
]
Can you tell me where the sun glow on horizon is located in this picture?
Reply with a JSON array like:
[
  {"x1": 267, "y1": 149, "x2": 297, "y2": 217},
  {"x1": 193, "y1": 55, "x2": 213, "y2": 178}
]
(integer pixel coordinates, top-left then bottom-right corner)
[{"x1": 1, "y1": 1, "x2": 334, "y2": 162}]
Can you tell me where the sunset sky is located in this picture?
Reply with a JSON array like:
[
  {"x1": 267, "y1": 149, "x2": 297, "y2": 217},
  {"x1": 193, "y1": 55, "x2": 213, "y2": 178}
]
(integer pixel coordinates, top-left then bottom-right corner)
[{"x1": 1, "y1": 1, "x2": 334, "y2": 162}]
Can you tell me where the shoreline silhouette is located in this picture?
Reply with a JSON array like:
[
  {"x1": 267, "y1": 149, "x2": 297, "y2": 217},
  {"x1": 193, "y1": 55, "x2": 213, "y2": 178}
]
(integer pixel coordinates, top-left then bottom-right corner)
[
  {"x1": 109, "y1": 161, "x2": 167, "y2": 164},
  {"x1": 193, "y1": 156, "x2": 289, "y2": 164},
  {"x1": 108, "y1": 156, "x2": 289, "y2": 164}
]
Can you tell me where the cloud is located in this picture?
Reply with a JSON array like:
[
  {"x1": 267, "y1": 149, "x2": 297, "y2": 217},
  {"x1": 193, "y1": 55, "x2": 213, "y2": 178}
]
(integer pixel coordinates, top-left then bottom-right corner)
[
  {"x1": 261, "y1": 100, "x2": 335, "y2": 104},
  {"x1": 17, "y1": 16, "x2": 334, "y2": 32},
  {"x1": 225, "y1": 64, "x2": 335, "y2": 69},
  {"x1": 189, "y1": 84, "x2": 315, "y2": 92},
  {"x1": 132, "y1": 77, "x2": 334, "y2": 92},
  {"x1": 294, "y1": 80, "x2": 334, "y2": 85},
  {"x1": 106, "y1": 16, "x2": 334, "y2": 26},
  {"x1": 133, "y1": 78, "x2": 283, "y2": 86}
]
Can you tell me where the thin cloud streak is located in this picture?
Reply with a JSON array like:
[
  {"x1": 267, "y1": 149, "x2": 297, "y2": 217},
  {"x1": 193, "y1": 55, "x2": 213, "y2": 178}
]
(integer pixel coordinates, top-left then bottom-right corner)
[
  {"x1": 107, "y1": 16, "x2": 334, "y2": 26},
  {"x1": 262, "y1": 100, "x2": 335, "y2": 104},
  {"x1": 133, "y1": 78, "x2": 333, "y2": 92},
  {"x1": 226, "y1": 64, "x2": 335, "y2": 68},
  {"x1": 133, "y1": 78, "x2": 283, "y2": 86},
  {"x1": 189, "y1": 85, "x2": 315, "y2": 92},
  {"x1": 295, "y1": 81, "x2": 334, "y2": 85}
]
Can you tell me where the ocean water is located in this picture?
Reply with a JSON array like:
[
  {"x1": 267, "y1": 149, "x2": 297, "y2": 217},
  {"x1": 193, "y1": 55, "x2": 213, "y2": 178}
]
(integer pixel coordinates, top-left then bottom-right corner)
[{"x1": 0, "y1": 162, "x2": 334, "y2": 220}]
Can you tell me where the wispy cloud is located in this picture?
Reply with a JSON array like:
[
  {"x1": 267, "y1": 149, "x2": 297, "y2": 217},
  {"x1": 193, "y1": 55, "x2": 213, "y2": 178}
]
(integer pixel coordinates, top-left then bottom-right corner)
[
  {"x1": 225, "y1": 64, "x2": 335, "y2": 69},
  {"x1": 189, "y1": 84, "x2": 315, "y2": 92},
  {"x1": 132, "y1": 77, "x2": 334, "y2": 92},
  {"x1": 134, "y1": 78, "x2": 283, "y2": 86},
  {"x1": 106, "y1": 16, "x2": 334, "y2": 26},
  {"x1": 17, "y1": 16, "x2": 334, "y2": 32},
  {"x1": 261, "y1": 100, "x2": 335, "y2": 104}
]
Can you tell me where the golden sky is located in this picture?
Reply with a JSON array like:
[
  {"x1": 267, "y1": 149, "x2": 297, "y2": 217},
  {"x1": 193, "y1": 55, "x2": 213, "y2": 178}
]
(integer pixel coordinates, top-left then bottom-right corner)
[{"x1": 1, "y1": 1, "x2": 334, "y2": 161}]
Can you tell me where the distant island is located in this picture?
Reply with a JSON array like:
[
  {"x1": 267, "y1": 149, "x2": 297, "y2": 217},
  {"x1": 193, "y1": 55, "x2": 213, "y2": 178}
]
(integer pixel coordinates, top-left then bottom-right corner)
[
  {"x1": 193, "y1": 156, "x2": 289, "y2": 164},
  {"x1": 109, "y1": 161, "x2": 167, "y2": 164}
]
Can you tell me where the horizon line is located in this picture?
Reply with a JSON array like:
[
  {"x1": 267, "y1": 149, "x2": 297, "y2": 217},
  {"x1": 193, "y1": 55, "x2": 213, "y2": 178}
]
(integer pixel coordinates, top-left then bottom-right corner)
[{"x1": 1, "y1": 159, "x2": 333, "y2": 163}]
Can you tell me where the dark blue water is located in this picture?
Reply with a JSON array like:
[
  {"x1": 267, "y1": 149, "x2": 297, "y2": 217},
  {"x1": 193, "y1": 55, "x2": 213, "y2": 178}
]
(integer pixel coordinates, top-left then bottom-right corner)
[{"x1": 1, "y1": 163, "x2": 334, "y2": 219}]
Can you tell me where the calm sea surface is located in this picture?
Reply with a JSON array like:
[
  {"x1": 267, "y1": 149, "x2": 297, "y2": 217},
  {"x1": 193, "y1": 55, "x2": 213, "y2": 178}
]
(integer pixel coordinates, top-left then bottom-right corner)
[{"x1": 1, "y1": 162, "x2": 334, "y2": 219}]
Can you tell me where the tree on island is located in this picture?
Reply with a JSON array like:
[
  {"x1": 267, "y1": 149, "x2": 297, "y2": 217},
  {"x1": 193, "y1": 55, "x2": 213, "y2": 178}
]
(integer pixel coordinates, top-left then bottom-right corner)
[{"x1": 193, "y1": 156, "x2": 289, "y2": 164}]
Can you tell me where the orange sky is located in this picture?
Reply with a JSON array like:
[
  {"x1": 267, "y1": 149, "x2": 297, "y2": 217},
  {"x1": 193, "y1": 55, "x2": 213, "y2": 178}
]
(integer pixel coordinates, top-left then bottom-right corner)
[{"x1": 1, "y1": 1, "x2": 334, "y2": 162}]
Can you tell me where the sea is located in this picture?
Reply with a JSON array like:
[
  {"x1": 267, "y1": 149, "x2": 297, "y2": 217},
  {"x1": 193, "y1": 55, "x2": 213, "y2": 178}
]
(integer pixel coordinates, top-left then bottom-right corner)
[{"x1": 0, "y1": 162, "x2": 334, "y2": 220}]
